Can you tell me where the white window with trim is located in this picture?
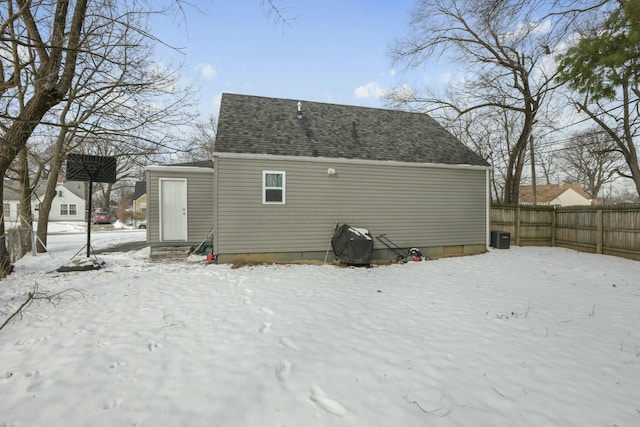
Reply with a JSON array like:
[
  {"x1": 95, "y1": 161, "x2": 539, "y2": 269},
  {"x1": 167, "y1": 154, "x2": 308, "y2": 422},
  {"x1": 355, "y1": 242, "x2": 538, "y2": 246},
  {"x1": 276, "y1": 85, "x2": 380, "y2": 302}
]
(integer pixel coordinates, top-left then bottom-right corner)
[
  {"x1": 263, "y1": 171, "x2": 286, "y2": 204},
  {"x1": 2, "y1": 203, "x2": 10, "y2": 219},
  {"x1": 60, "y1": 204, "x2": 77, "y2": 215}
]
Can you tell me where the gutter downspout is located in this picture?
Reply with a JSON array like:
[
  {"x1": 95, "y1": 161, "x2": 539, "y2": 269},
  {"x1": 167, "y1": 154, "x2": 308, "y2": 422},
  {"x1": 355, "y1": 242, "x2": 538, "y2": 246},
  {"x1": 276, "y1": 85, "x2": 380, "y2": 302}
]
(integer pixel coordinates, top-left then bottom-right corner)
[
  {"x1": 212, "y1": 155, "x2": 219, "y2": 259},
  {"x1": 486, "y1": 168, "x2": 491, "y2": 249}
]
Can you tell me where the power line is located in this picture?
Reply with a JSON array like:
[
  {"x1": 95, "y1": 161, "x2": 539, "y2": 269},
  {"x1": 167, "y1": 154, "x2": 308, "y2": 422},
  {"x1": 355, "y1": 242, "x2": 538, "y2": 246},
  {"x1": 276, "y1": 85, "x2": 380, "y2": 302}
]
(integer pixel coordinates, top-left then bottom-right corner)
[
  {"x1": 518, "y1": 99, "x2": 640, "y2": 158},
  {"x1": 537, "y1": 98, "x2": 640, "y2": 143}
]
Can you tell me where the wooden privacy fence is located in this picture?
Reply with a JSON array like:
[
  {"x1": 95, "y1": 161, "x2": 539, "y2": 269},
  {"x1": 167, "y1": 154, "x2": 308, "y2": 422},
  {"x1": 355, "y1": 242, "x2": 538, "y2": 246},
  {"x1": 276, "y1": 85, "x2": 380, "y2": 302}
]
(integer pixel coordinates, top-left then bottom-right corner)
[{"x1": 491, "y1": 204, "x2": 640, "y2": 261}]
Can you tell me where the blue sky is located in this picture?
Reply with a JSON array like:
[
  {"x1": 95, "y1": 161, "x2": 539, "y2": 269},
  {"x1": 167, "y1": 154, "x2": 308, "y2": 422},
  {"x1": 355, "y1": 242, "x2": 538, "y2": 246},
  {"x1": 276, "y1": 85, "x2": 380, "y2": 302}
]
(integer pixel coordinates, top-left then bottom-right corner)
[{"x1": 150, "y1": 0, "x2": 453, "y2": 117}]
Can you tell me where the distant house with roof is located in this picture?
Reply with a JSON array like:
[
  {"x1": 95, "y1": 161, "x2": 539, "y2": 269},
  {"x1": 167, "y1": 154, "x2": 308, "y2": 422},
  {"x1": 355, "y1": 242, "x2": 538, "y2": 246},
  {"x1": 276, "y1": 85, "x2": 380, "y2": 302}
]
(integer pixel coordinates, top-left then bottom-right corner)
[
  {"x1": 132, "y1": 181, "x2": 147, "y2": 220},
  {"x1": 47, "y1": 179, "x2": 86, "y2": 221},
  {"x1": 3, "y1": 178, "x2": 86, "y2": 223},
  {"x1": 519, "y1": 183, "x2": 592, "y2": 206},
  {"x1": 145, "y1": 93, "x2": 491, "y2": 263}
]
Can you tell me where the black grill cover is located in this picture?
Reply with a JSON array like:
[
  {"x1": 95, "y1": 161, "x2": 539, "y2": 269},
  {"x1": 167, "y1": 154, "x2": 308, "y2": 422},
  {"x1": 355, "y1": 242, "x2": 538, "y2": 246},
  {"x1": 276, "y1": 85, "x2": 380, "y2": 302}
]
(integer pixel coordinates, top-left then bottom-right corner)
[{"x1": 331, "y1": 224, "x2": 373, "y2": 266}]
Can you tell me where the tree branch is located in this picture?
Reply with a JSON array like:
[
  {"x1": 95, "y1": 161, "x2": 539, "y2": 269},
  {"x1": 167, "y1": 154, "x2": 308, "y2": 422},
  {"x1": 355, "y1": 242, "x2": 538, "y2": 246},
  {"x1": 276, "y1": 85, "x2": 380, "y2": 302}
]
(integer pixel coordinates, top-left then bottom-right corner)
[{"x1": 0, "y1": 283, "x2": 84, "y2": 332}]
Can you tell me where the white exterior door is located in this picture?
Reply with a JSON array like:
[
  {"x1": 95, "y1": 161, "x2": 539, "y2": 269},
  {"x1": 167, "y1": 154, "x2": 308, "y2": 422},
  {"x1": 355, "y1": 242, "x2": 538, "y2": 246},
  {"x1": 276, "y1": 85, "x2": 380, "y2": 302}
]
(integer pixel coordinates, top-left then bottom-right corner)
[{"x1": 160, "y1": 179, "x2": 188, "y2": 241}]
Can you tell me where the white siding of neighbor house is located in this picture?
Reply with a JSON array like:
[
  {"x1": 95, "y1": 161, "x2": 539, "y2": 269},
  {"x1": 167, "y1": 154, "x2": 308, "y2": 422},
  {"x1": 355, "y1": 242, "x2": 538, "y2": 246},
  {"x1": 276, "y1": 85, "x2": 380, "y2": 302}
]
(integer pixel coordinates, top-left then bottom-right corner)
[
  {"x1": 45, "y1": 183, "x2": 86, "y2": 221},
  {"x1": 213, "y1": 155, "x2": 488, "y2": 258},
  {"x1": 146, "y1": 166, "x2": 214, "y2": 245},
  {"x1": 551, "y1": 189, "x2": 592, "y2": 206},
  {"x1": 4, "y1": 182, "x2": 86, "y2": 222},
  {"x1": 2, "y1": 201, "x2": 20, "y2": 223}
]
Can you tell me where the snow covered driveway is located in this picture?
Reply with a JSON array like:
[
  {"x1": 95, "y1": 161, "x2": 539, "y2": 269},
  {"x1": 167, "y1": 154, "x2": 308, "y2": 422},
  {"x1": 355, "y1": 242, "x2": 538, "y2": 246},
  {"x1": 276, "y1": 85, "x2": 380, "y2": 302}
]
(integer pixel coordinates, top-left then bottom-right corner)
[{"x1": 1, "y1": 239, "x2": 639, "y2": 426}]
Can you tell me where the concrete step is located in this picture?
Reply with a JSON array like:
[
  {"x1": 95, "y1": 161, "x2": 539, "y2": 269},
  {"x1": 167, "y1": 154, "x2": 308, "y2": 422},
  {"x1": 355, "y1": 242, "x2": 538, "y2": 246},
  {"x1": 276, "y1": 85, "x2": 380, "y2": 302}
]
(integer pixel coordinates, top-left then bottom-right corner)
[{"x1": 150, "y1": 246, "x2": 192, "y2": 261}]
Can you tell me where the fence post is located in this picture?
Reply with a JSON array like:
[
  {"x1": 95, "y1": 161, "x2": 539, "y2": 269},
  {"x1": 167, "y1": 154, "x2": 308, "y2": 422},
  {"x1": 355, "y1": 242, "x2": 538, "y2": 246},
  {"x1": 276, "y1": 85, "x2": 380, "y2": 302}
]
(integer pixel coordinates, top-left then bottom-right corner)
[
  {"x1": 491, "y1": 204, "x2": 639, "y2": 260},
  {"x1": 551, "y1": 207, "x2": 556, "y2": 247},
  {"x1": 515, "y1": 206, "x2": 521, "y2": 246},
  {"x1": 596, "y1": 209, "x2": 603, "y2": 254},
  {"x1": 17, "y1": 227, "x2": 23, "y2": 259},
  {"x1": 31, "y1": 227, "x2": 37, "y2": 256}
]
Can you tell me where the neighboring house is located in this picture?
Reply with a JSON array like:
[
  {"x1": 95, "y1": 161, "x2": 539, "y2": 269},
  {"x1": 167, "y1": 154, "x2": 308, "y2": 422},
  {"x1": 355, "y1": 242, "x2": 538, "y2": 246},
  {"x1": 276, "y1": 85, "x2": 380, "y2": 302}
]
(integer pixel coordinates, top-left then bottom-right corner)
[
  {"x1": 519, "y1": 183, "x2": 592, "y2": 206},
  {"x1": 36, "y1": 179, "x2": 87, "y2": 221},
  {"x1": 2, "y1": 182, "x2": 22, "y2": 224},
  {"x1": 132, "y1": 181, "x2": 147, "y2": 220},
  {"x1": 3, "y1": 178, "x2": 86, "y2": 223},
  {"x1": 146, "y1": 93, "x2": 491, "y2": 263}
]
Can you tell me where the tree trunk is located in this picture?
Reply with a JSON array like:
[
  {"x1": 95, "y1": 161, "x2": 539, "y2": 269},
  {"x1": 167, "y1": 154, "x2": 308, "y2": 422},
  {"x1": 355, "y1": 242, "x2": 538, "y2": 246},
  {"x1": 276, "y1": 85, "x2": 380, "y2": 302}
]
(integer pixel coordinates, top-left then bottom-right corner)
[
  {"x1": 36, "y1": 180, "x2": 55, "y2": 253},
  {"x1": 35, "y1": 127, "x2": 70, "y2": 253},
  {"x1": 619, "y1": 80, "x2": 640, "y2": 198},
  {"x1": 36, "y1": 170, "x2": 65, "y2": 253},
  {"x1": 0, "y1": 186, "x2": 10, "y2": 279},
  {"x1": 576, "y1": 84, "x2": 640, "y2": 199},
  {"x1": 503, "y1": 101, "x2": 536, "y2": 204},
  {"x1": 0, "y1": 89, "x2": 68, "y2": 276},
  {"x1": 623, "y1": 141, "x2": 640, "y2": 198},
  {"x1": 503, "y1": 133, "x2": 531, "y2": 204},
  {"x1": 18, "y1": 147, "x2": 33, "y2": 255},
  {"x1": 0, "y1": 0, "x2": 89, "y2": 277},
  {"x1": 104, "y1": 182, "x2": 114, "y2": 211}
]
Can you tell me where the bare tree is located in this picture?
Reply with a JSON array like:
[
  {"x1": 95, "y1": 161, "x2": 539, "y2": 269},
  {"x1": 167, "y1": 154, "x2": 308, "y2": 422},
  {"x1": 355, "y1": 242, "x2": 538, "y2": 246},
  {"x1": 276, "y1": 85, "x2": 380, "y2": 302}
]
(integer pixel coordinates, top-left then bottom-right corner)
[
  {"x1": 0, "y1": 0, "x2": 89, "y2": 277},
  {"x1": 15, "y1": 147, "x2": 33, "y2": 254},
  {"x1": 178, "y1": 113, "x2": 217, "y2": 162},
  {"x1": 560, "y1": 128, "x2": 622, "y2": 199},
  {"x1": 389, "y1": 0, "x2": 587, "y2": 204},
  {"x1": 3, "y1": 1, "x2": 196, "y2": 254},
  {"x1": 435, "y1": 101, "x2": 521, "y2": 202},
  {"x1": 1, "y1": 1, "x2": 289, "y2": 276},
  {"x1": 557, "y1": 0, "x2": 640, "y2": 197},
  {"x1": 536, "y1": 150, "x2": 559, "y2": 186}
]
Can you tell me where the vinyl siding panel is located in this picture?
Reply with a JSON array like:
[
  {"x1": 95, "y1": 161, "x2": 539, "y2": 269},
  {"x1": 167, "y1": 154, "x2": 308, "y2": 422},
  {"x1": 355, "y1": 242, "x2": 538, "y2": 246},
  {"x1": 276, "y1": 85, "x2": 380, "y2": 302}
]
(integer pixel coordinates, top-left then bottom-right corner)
[
  {"x1": 214, "y1": 157, "x2": 487, "y2": 256},
  {"x1": 146, "y1": 167, "x2": 214, "y2": 245},
  {"x1": 49, "y1": 185, "x2": 86, "y2": 221}
]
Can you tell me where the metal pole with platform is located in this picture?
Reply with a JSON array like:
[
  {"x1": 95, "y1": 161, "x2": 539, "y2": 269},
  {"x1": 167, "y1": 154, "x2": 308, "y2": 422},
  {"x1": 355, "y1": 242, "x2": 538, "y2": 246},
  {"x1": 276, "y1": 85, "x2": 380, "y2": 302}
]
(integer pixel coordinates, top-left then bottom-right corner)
[{"x1": 57, "y1": 154, "x2": 117, "y2": 272}]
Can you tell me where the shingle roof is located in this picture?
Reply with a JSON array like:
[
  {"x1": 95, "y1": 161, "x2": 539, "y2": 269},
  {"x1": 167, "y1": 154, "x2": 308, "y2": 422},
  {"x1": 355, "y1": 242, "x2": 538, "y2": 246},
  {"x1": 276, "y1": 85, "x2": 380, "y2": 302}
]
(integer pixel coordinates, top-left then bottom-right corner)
[
  {"x1": 169, "y1": 160, "x2": 214, "y2": 169},
  {"x1": 3, "y1": 179, "x2": 84, "y2": 202},
  {"x1": 215, "y1": 93, "x2": 490, "y2": 167},
  {"x1": 133, "y1": 181, "x2": 146, "y2": 200}
]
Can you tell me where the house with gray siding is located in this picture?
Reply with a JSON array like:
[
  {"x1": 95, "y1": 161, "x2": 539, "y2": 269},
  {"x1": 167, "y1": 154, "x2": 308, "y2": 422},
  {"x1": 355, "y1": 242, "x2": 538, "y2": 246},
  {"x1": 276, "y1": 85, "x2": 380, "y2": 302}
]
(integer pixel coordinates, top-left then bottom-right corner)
[
  {"x1": 146, "y1": 93, "x2": 491, "y2": 263},
  {"x1": 145, "y1": 161, "x2": 214, "y2": 248}
]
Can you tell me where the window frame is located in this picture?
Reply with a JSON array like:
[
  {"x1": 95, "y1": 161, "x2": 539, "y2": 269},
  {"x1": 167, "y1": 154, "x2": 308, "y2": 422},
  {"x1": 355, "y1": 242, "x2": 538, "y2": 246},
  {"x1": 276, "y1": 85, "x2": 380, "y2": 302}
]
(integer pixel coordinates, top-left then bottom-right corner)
[
  {"x1": 60, "y1": 204, "x2": 69, "y2": 216},
  {"x1": 69, "y1": 204, "x2": 77, "y2": 216},
  {"x1": 262, "y1": 170, "x2": 286, "y2": 205}
]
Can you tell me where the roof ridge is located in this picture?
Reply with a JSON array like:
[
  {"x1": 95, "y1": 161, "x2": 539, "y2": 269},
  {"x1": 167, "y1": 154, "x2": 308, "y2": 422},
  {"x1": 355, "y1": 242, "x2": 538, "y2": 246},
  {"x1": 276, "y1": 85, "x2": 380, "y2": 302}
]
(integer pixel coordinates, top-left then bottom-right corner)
[
  {"x1": 215, "y1": 93, "x2": 490, "y2": 167},
  {"x1": 220, "y1": 92, "x2": 442, "y2": 118}
]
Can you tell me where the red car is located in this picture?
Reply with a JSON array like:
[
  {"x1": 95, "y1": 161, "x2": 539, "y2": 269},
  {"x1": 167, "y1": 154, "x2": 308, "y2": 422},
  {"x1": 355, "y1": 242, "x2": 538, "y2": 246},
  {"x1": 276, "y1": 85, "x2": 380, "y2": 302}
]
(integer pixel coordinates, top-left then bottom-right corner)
[{"x1": 92, "y1": 210, "x2": 112, "y2": 224}]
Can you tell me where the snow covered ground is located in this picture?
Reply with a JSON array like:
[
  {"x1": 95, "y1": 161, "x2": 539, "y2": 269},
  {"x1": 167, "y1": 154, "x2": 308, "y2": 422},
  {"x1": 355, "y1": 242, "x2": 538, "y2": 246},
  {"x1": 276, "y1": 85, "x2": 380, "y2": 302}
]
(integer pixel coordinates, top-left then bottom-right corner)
[{"x1": 1, "y1": 229, "x2": 639, "y2": 427}]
